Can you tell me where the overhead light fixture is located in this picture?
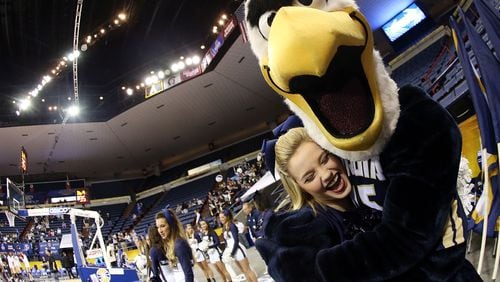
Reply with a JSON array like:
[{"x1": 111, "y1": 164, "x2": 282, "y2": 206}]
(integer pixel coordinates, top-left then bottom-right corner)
[
  {"x1": 126, "y1": 88, "x2": 134, "y2": 95},
  {"x1": 67, "y1": 105, "x2": 80, "y2": 117},
  {"x1": 192, "y1": 55, "x2": 201, "y2": 65},
  {"x1": 118, "y1": 13, "x2": 127, "y2": 21}
]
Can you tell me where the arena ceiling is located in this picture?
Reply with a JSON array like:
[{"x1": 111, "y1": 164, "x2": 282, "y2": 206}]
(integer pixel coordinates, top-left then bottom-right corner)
[{"x1": 0, "y1": 0, "x2": 458, "y2": 182}]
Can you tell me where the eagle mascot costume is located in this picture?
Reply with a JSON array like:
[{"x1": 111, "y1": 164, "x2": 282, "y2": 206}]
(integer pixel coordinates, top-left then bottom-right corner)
[{"x1": 244, "y1": 0, "x2": 482, "y2": 281}]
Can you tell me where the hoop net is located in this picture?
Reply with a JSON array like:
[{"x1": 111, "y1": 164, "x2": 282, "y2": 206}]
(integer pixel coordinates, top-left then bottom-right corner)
[{"x1": 4, "y1": 210, "x2": 16, "y2": 227}]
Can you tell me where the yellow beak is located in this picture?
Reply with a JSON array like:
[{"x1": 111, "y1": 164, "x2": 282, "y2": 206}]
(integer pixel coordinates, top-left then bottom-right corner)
[{"x1": 260, "y1": 7, "x2": 384, "y2": 151}]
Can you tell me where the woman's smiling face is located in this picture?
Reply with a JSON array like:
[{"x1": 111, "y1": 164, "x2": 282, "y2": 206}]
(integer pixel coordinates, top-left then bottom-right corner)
[{"x1": 287, "y1": 141, "x2": 351, "y2": 205}]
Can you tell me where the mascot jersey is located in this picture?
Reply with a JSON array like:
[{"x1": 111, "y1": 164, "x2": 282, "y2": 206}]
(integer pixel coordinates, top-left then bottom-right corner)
[{"x1": 244, "y1": 0, "x2": 481, "y2": 281}]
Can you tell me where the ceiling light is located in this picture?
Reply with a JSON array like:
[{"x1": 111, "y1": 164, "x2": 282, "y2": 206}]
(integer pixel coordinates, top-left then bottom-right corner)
[
  {"x1": 99, "y1": 96, "x2": 104, "y2": 100},
  {"x1": 185, "y1": 58, "x2": 193, "y2": 65},
  {"x1": 221, "y1": 14, "x2": 227, "y2": 20},
  {"x1": 136, "y1": 85, "x2": 140, "y2": 90},
  {"x1": 114, "y1": 19, "x2": 119, "y2": 25},
  {"x1": 157, "y1": 71, "x2": 165, "y2": 79},
  {"x1": 145, "y1": 76, "x2": 154, "y2": 86},
  {"x1": 16, "y1": 111, "x2": 20, "y2": 116},
  {"x1": 54, "y1": 106, "x2": 58, "y2": 110},
  {"x1": 41, "y1": 99, "x2": 45, "y2": 102},
  {"x1": 121, "y1": 86, "x2": 126, "y2": 90},
  {"x1": 100, "y1": 29, "x2": 106, "y2": 34},
  {"x1": 118, "y1": 13, "x2": 127, "y2": 21},
  {"x1": 12, "y1": 100, "x2": 16, "y2": 104},
  {"x1": 67, "y1": 105, "x2": 80, "y2": 117},
  {"x1": 171, "y1": 63, "x2": 179, "y2": 73},
  {"x1": 19, "y1": 99, "x2": 31, "y2": 111},
  {"x1": 192, "y1": 55, "x2": 201, "y2": 65},
  {"x1": 68, "y1": 97, "x2": 72, "y2": 101},
  {"x1": 180, "y1": 56, "x2": 184, "y2": 60},
  {"x1": 177, "y1": 62, "x2": 185, "y2": 70},
  {"x1": 201, "y1": 45, "x2": 205, "y2": 50},
  {"x1": 126, "y1": 88, "x2": 134, "y2": 96},
  {"x1": 48, "y1": 106, "x2": 53, "y2": 111},
  {"x1": 218, "y1": 20, "x2": 224, "y2": 26}
]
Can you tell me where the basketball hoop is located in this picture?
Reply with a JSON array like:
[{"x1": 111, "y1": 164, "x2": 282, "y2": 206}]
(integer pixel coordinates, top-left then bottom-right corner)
[{"x1": 4, "y1": 210, "x2": 16, "y2": 227}]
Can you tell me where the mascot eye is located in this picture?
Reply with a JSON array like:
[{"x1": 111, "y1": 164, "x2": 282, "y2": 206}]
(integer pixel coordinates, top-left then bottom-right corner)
[
  {"x1": 293, "y1": 0, "x2": 327, "y2": 10},
  {"x1": 258, "y1": 11, "x2": 276, "y2": 40}
]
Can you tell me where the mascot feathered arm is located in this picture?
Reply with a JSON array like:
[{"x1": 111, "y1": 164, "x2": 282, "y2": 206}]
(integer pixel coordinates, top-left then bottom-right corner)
[{"x1": 316, "y1": 86, "x2": 463, "y2": 281}]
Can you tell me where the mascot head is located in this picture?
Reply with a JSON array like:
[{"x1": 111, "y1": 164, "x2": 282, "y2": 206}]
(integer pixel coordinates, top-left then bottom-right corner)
[{"x1": 245, "y1": 0, "x2": 400, "y2": 160}]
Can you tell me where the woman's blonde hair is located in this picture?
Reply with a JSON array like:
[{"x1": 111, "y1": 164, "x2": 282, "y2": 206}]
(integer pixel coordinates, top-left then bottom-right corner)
[
  {"x1": 155, "y1": 209, "x2": 186, "y2": 266},
  {"x1": 275, "y1": 127, "x2": 320, "y2": 211}
]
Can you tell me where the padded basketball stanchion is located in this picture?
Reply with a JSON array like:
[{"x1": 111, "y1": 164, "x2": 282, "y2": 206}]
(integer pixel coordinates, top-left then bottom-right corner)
[{"x1": 4, "y1": 211, "x2": 16, "y2": 227}]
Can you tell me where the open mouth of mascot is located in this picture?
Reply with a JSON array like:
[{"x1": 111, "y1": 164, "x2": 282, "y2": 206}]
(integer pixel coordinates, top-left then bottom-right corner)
[{"x1": 287, "y1": 46, "x2": 374, "y2": 139}]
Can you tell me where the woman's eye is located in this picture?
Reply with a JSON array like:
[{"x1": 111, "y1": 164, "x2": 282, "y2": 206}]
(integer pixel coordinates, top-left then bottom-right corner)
[
  {"x1": 304, "y1": 174, "x2": 314, "y2": 183},
  {"x1": 258, "y1": 11, "x2": 276, "y2": 40}
]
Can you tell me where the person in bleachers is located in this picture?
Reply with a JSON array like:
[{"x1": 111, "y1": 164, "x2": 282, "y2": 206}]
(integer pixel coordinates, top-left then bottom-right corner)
[
  {"x1": 185, "y1": 224, "x2": 216, "y2": 282},
  {"x1": 154, "y1": 209, "x2": 194, "y2": 282},
  {"x1": 198, "y1": 220, "x2": 232, "y2": 282},
  {"x1": 219, "y1": 210, "x2": 258, "y2": 282}
]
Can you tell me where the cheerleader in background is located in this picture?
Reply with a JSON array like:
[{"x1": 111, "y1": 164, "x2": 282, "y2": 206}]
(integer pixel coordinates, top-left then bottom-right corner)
[
  {"x1": 147, "y1": 225, "x2": 167, "y2": 282},
  {"x1": 198, "y1": 220, "x2": 232, "y2": 282},
  {"x1": 186, "y1": 223, "x2": 216, "y2": 282},
  {"x1": 155, "y1": 209, "x2": 194, "y2": 282},
  {"x1": 219, "y1": 210, "x2": 258, "y2": 282}
]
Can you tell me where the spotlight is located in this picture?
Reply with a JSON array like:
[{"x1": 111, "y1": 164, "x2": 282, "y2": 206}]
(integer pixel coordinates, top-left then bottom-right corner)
[
  {"x1": 177, "y1": 62, "x2": 185, "y2": 70},
  {"x1": 136, "y1": 85, "x2": 140, "y2": 90},
  {"x1": 41, "y1": 99, "x2": 45, "y2": 102},
  {"x1": 53, "y1": 106, "x2": 58, "y2": 110},
  {"x1": 180, "y1": 56, "x2": 184, "y2": 60},
  {"x1": 67, "y1": 105, "x2": 80, "y2": 117},
  {"x1": 48, "y1": 106, "x2": 53, "y2": 111},
  {"x1": 145, "y1": 76, "x2": 154, "y2": 86},
  {"x1": 192, "y1": 55, "x2": 201, "y2": 65},
  {"x1": 118, "y1": 13, "x2": 127, "y2": 21},
  {"x1": 171, "y1": 63, "x2": 179, "y2": 73},
  {"x1": 186, "y1": 58, "x2": 193, "y2": 65},
  {"x1": 126, "y1": 88, "x2": 134, "y2": 96},
  {"x1": 121, "y1": 86, "x2": 126, "y2": 90},
  {"x1": 114, "y1": 19, "x2": 120, "y2": 25},
  {"x1": 12, "y1": 100, "x2": 16, "y2": 104},
  {"x1": 221, "y1": 14, "x2": 227, "y2": 20},
  {"x1": 86, "y1": 36, "x2": 92, "y2": 43},
  {"x1": 81, "y1": 44, "x2": 88, "y2": 52},
  {"x1": 99, "y1": 96, "x2": 104, "y2": 100},
  {"x1": 68, "y1": 97, "x2": 72, "y2": 101},
  {"x1": 201, "y1": 45, "x2": 205, "y2": 50},
  {"x1": 16, "y1": 110, "x2": 20, "y2": 116},
  {"x1": 100, "y1": 29, "x2": 106, "y2": 34},
  {"x1": 19, "y1": 99, "x2": 31, "y2": 111},
  {"x1": 218, "y1": 20, "x2": 224, "y2": 26},
  {"x1": 158, "y1": 71, "x2": 165, "y2": 79},
  {"x1": 164, "y1": 69, "x2": 171, "y2": 76}
]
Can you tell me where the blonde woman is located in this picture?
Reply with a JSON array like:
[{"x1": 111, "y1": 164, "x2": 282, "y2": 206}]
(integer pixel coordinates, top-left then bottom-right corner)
[
  {"x1": 154, "y1": 209, "x2": 193, "y2": 282},
  {"x1": 256, "y1": 127, "x2": 381, "y2": 281}
]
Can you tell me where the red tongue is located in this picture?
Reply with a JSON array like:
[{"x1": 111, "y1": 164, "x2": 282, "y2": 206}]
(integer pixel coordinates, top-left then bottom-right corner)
[{"x1": 316, "y1": 77, "x2": 371, "y2": 137}]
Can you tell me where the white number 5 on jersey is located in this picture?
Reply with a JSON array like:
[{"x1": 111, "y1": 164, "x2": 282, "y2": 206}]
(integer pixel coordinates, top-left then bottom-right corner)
[{"x1": 357, "y1": 184, "x2": 383, "y2": 211}]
